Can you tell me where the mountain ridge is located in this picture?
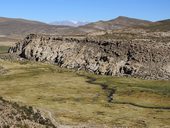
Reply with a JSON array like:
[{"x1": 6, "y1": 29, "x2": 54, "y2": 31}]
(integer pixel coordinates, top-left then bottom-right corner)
[
  {"x1": 0, "y1": 16, "x2": 170, "y2": 38},
  {"x1": 81, "y1": 16, "x2": 152, "y2": 30},
  {"x1": 0, "y1": 17, "x2": 83, "y2": 38}
]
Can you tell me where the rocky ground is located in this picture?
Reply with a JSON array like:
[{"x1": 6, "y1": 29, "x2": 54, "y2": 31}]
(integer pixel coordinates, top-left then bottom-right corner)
[
  {"x1": 0, "y1": 97, "x2": 56, "y2": 128},
  {"x1": 9, "y1": 29, "x2": 170, "y2": 80}
]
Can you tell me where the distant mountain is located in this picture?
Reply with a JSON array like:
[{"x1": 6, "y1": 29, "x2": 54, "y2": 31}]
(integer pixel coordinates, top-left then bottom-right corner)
[
  {"x1": 84, "y1": 16, "x2": 150, "y2": 30},
  {"x1": 0, "y1": 16, "x2": 169, "y2": 39},
  {"x1": 80, "y1": 16, "x2": 152, "y2": 31},
  {"x1": 74, "y1": 16, "x2": 153, "y2": 33},
  {"x1": 0, "y1": 17, "x2": 85, "y2": 38},
  {"x1": 0, "y1": 17, "x2": 47, "y2": 25},
  {"x1": 50, "y1": 20, "x2": 89, "y2": 27},
  {"x1": 141, "y1": 19, "x2": 170, "y2": 31}
]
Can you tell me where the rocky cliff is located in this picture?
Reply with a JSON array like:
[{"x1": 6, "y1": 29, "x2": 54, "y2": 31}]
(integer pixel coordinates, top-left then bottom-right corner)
[{"x1": 9, "y1": 32, "x2": 170, "y2": 80}]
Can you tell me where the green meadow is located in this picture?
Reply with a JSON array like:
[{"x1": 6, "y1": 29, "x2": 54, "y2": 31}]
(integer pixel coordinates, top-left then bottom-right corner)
[{"x1": 0, "y1": 59, "x2": 170, "y2": 127}]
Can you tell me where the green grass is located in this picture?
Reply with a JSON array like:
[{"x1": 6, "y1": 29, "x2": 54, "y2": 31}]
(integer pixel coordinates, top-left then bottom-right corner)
[
  {"x1": 77, "y1": 72, "x2": 170, "y2": 108},
  {"x1": 78, "y1": 74, "x2": 170, "y2": 127},
  {"x1": 0, "y1": 46, "x2": 10, "y2": 54},
  {"x1": 0, "y1": 59, "x2": 170, "y2": 127}
]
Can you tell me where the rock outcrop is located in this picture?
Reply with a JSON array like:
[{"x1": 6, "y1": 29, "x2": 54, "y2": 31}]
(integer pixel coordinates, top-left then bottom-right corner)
[
  {"x1": 0, "y1": 97, "x2": 56, "y2": 128},
  {"x1": 9, "y1": 33, "x2": 170, "y2": 80}
]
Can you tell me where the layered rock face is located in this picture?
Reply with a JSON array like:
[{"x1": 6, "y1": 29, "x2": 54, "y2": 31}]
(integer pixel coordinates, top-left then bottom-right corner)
[{"x1": 9, "y1": 33, "x2": 170, "y2": 79}]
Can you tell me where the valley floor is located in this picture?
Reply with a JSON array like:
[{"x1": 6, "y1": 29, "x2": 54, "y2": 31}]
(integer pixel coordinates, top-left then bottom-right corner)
[{"x1": 0, "y1": 59, "x2": 170, "y2": 128}]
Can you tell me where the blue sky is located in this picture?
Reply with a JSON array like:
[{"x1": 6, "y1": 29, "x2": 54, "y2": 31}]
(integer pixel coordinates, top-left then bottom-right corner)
[{"x1": 0, "y1": 0, "x2": 170, "y2": 23}]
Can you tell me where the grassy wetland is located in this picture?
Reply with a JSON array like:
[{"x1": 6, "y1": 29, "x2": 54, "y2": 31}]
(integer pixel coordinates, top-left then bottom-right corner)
[{"x1": 0, "y1": 58, "x2": 170, "y2": 128}]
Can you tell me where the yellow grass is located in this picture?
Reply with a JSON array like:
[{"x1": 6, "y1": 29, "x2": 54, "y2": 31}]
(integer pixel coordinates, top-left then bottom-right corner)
[{"x1": 0, "y1": 59, "x2": 170, "y2": 127}]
